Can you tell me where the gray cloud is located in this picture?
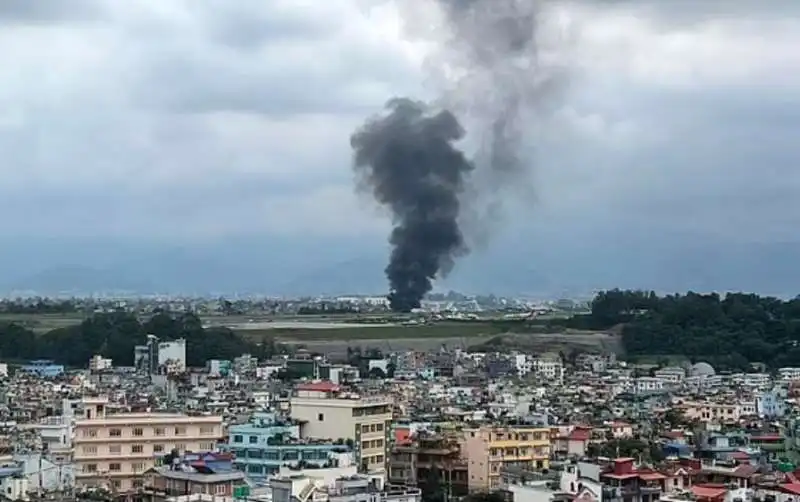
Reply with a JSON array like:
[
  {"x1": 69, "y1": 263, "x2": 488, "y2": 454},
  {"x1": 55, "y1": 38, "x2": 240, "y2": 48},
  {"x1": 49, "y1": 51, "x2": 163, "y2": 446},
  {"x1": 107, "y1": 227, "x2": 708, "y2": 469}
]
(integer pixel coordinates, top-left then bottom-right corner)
[
  {"x1": 0, "y1": 0, "x2": 798, "y2": 293},
  {"x1": 0, "y1": 0, "x2": 101, "y2": 23}
]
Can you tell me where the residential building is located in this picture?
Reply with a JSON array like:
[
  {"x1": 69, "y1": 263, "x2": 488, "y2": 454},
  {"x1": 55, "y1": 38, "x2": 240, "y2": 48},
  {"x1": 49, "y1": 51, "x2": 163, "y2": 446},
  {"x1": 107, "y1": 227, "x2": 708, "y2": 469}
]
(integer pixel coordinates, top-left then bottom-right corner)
[
  {"x1": 289, "y1": 382, "x2": 392, "y2": 474},
  {"x1": 225, "y1": 412, "x2": 349, "y2": 479},
  {"x1": 143, "y1": 452, "x2": 248, "y2": 500},
  {"x1": 533, "y1": 356, "x2": 564, "y2": 384},
  {"x1": 634, "y1": 377, "x2": 664, "y2": 394},
  {"x1": 653, "y1": 367, "x2": 685, "y2": 385},
  {"x1": 134, "y1": 335, "x2": 160, "y2": 374},
  {"x1": 756, "y1": 390, "x2": 787, "y2": 418},
  {"x1": 72, "y1": 397, "x2": 223, "y2": 493},
  {"x1": 158, "y1": 339, "x2": 187, "y2": 372},
  {"x1": 389, "y1": 433, "x2": 469, "y2": 499},
  {"x1": 462, "y1": 425, "x2": 551, "y2": 491},
  {"x1": 778, "y1": 367, "x2": 800, "y2": 381},
  {"x1": 271, "y1": 474, "x2": 421, "y2": 502},
  {"x1": 19, "y1": 360, "x2": 64, "y2": 378},
  {"x1": 89, "y1": 355, "x2": 113, "y2": 372}
]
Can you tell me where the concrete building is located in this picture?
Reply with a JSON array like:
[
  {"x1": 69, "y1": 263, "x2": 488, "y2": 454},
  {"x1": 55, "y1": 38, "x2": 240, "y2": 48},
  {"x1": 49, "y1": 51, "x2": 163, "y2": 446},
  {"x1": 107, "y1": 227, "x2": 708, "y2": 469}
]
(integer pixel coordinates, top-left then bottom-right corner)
[
  {"x1": 272, "y1": 474, "x2": 421, "y2": 502},
  {"x1": 756, "y1": 391, "x2": 787, "y2": 418},
  {"x1": 19, "y1": 360, "x2": 64, "y2": 378},
  {"x1": 134, "y1": 335, "x2": 160, "y2": 374},
  {"x1": 289, "y1": 382, "x2": 392, "y2": 474},
  {"x1": 463, "y1": 425, "x2": 551, "y2": 491},
  {"x1": 144, "y1": 452, "x2": 248, "y2": 500},
  {"x1": 225, "y1": 412, "x2": 350, "y2": 479},
  {"x1": 653, "y1": 367, "x2": 685, "y2": 384},
  {"x1": 158, "y1": 339, "x2": 187, "y2": 372},
  {"x1": 89, "y1": 355, "x2": 113, "y2": 372},
  {"x1": 532, "y1": 356, "x2": 564, "y2": 384},
  {"x1": 72, "y1": 397, "x2": 223, "y2": 493}
]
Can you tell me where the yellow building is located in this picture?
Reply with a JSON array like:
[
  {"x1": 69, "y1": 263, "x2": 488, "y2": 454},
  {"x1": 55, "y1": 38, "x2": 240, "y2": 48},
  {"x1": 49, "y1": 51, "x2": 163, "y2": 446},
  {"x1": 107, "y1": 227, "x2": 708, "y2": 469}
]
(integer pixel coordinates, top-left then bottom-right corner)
[
  {"x1": 289, "y1": 382, "x2": 392, "y2": 474},
  {"x1": 462, "y1": 425, "x2": 551, "y2": 491},
  {"x1": 73, "y1": 398, "x2": 223, "y2": 493}
]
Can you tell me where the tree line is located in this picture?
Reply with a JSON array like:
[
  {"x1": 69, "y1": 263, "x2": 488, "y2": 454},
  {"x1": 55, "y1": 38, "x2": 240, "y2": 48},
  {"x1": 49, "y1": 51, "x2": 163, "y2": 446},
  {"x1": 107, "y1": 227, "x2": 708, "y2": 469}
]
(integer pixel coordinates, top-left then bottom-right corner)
[
  {"x1": 0, "y1": 311, "x2": 277, "y2": 368},
  {"x1": 574, "y1": 289, "x2": 800, "y2": 370}
]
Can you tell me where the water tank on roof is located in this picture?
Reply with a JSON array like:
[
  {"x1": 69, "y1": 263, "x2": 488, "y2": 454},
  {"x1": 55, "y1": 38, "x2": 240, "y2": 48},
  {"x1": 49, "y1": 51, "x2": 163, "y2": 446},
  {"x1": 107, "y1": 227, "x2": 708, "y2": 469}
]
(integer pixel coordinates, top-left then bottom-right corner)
[{"x1": 690, "y1": 362, "x2": 716, "y2": 377}]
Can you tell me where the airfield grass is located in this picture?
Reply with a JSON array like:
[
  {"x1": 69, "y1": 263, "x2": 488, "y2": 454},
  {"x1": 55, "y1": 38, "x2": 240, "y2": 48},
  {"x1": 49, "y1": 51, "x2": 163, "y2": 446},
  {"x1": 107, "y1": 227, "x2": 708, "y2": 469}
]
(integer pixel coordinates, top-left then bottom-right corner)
[
  {"x1": 0, "y1": 313, "x2": 85, "y2": 333},
  {"x1": 235, "y1": 322, "x2": 511, "y2": 342},
  {"x1": 0, "y1": 312, "x2": 581, "y2": 342}
]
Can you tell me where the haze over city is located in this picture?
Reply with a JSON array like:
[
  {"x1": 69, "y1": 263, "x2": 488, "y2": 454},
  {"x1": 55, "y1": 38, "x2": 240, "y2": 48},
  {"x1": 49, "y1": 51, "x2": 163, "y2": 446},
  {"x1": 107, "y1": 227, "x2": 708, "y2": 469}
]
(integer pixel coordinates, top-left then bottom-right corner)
[{"x1": 1, "y1": 1, "x2": 798, "y2": 296}]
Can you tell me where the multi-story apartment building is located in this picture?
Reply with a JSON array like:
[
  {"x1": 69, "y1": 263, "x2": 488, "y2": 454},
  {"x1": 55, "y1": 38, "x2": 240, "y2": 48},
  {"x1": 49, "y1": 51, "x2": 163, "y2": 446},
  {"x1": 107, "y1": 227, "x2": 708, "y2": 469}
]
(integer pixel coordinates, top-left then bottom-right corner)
[
  {"x1": 779, "y1": 367, "x2": 800, "y2": 381},
  {"x1": 462, "y1": 425, "x2": 551, "y2": 491},
  {"x1": 73, "y1": 398, "x2": 223, "y2": 493},
  {"x1": 225, "y1": 412, "x2": 350, "y2": 479},
  {"x1": 289, "y1": 382, "x2": 392, "y2": 474},
  {"x1": 389, "y1": 433, "x2": 469, "y2": 499},
  {"x1": 532, "y1": 356, "x2": 564, "y2": 384}
]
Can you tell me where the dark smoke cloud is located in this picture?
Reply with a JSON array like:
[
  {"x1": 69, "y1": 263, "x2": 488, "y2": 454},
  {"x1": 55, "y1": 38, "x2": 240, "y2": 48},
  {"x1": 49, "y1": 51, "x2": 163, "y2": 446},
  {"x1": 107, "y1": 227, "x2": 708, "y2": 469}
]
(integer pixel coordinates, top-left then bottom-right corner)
[
  {"x1": 352, "y1": 0, "x2": 562, "y2": 310},
  {"x1": 350, "y1": 98, "x2": 474, "y2": 312}
]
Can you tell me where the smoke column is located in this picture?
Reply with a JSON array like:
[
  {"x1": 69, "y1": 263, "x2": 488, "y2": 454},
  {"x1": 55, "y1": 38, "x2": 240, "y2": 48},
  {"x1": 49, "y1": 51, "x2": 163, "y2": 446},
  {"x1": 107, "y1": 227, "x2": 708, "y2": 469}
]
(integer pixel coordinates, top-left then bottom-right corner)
[
  {"x1": 351, "y1": 98, "x2": 474, "y2": 312},
  {"x1": 352, "y1": 0, "x2": 561, "y2": 312}
]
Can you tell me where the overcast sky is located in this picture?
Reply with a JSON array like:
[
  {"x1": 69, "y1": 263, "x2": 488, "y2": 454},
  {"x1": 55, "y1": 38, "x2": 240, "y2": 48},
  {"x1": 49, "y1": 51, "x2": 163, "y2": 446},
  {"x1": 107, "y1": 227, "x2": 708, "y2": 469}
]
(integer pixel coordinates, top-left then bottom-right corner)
[{"x1": 1, "y1": 0, "x2": 799, "y2": 294}]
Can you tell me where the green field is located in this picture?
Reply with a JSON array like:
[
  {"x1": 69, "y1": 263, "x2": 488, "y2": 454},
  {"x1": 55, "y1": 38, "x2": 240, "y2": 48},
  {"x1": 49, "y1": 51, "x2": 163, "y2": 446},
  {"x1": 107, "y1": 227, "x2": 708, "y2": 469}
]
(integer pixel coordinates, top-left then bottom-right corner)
[
  {"x1": 0, "y1": 313, "x2": 85, "y2": 333},
  {"x1": 0, "y1": 312, "x2": 570, "y2": 342},
  {"x1": 235, "y1": 322, "x2": 510, "y2": 341}
]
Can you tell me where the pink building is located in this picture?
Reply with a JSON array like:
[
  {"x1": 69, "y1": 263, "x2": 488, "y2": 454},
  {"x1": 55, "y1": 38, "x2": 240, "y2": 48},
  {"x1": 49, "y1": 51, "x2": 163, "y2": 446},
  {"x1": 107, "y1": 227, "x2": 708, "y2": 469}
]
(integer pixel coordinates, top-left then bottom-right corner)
[{"x1": 73, "y1": 398, "x2": 223, "y2": 494}]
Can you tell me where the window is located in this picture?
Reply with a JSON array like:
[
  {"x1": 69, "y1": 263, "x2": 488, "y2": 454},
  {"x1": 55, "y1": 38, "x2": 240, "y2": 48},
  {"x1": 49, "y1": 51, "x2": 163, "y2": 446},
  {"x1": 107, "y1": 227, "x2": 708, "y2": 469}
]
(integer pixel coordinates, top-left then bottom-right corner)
[
  {"x1": 153, "y1": 444, "x2": 164, "y2": 453},
  {"x1": 82, "y1": 446, "x2": 97, "y2": 455},
  {"x1": 109, "y1": 445, "x2": 121, "y2": 455},
  {"x1": 108, "y1": 428, "x2": 122, "y2": 437},
  {"x1": 131, "y1": 445, "x2": 143, "y2": 454},
  {"x1": 233, "y1": 435, "x2": 243, "y2": 443},
  {"x1": 109, "y1": 463, "x2": 121, "y2": 472},
  {"x1": 175, "y1": 443, "x2": 186, "y2": 452},
  {"x1": 362, "y1": 425, "x2": 370, "y2": 433},
  {"x1": 84, "y1": 464, "x2": 97, "y2": 473},
  {"x1": 375, "y1": 439, "x2": 384, "y2": 449},
  {"x1": 111, "y1": 480, "x2": 121, "y2": 490},
  {"x1": 318, "y1": 413, "x2": 324, "y2": 421},
  {"x1": 133, "y1": 480, "x2": 144, "y2": 489},
  {"x1": 133, "y1": 428, "x2": 144, "y2": 437},
  {"x1": 376, "y1": 423, "x2": 384, "y2": 432},
  {"x1": 132, "y1": 462, "x2": 145, "y2": 472},
  {"x1": 82, "y1": 429, "x2": 98, "y2": 438},
  {"x1": 376, "y1": 455, "x2": 384, "y2": 464},
  {"x1": 200, "y1": 426, "x2": 214, "y2": 435},
  {"x1": 154, "y1": 427, "x2": 165, "y2": 436},
  {"x1": 249, "y1": 436, "x2": 258, "y2": 444},
  {"x1": 201, "y1": 442, "x2": 215, "y2": 451},
  {"x1": 215, "y1": 485, "x2": 226, "y2": 495},
  {"x1": 175, "y1": 426, "x2": 186, "y2": 436}
]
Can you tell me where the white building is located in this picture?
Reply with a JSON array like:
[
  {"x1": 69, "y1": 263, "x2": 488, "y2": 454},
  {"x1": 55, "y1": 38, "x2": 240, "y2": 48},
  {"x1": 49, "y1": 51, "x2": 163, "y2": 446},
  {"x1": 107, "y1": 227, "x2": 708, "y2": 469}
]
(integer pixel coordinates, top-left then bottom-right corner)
[
  {"x1": 532, "y1": 357, "x2": 563, "y2": 384},
  {"x1": 654, "y1": 367, "x2": 685, "y2": 384},
  {"x1": 89, "y1": 355, "x2": 113, "y2": 372},
  {"x1": 158, "y1": 339, "x2": 187, "y2": 371},
  {"x1": 779, "y1": 367, "x2": 800, "y2": 381},
  {"x1": 634, "y1": 377, "x2": 665, "y2": 394},
  {"x1": 515, "y1": 354, "x2": 532, "y2": 377},
  {"x1": 741, "y1": 373, "x2": 771, "y2": 388}
]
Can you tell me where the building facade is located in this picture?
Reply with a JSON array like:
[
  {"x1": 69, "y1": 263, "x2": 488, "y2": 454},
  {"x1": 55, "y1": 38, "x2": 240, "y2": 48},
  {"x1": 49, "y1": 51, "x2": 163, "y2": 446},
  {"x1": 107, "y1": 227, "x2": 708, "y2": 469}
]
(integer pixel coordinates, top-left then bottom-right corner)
[
  {"x1": 463, "y1": 425, "x2": 551, "y2": 491},
  {"x1": 225, "y1": 412, "x2": 349, "y2": 479},
  {"x1": 72, "y1": 398, "x2": 223, "y2": 493},
  {"x1": 289, "y1": 382, "x2": 392, "y2": 474}
]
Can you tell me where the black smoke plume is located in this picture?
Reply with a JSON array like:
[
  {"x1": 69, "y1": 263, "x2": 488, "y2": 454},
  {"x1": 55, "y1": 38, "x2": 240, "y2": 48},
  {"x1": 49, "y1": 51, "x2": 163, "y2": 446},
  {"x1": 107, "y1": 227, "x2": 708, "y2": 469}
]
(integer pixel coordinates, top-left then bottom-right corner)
[
  {"x1": 352, "y1": 0, "x2": 562, "y2": 311},
  {"x1": 350, "y1": 98, "x2": 474, "y2": 312}
]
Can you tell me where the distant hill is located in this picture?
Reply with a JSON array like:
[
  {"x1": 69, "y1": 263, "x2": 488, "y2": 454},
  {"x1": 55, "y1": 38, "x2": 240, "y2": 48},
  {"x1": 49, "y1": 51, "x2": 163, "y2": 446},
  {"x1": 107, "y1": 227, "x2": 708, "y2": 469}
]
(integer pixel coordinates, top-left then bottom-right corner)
[{"x1": 1, "y1": 234, "x2": 800, "y2": 297}]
